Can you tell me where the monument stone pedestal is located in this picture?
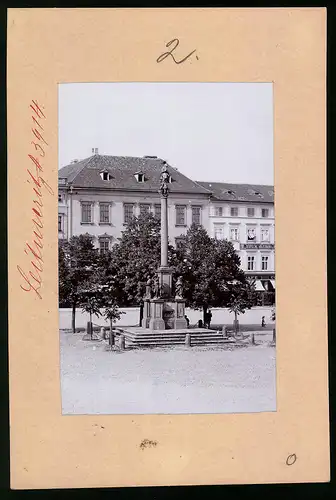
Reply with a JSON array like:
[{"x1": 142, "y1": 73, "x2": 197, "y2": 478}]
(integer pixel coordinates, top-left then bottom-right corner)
[
  {"x1": 141, "y1": 297, "x2": 188, "y2": 330},
  {"x1": 140, "y1": 162, "x2": 188, "y2": 333}
]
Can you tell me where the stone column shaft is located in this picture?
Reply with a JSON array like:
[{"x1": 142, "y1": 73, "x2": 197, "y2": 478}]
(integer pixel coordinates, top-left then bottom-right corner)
[{"x1": 161, "y1": 195, "x2": 168, "y2": 267}]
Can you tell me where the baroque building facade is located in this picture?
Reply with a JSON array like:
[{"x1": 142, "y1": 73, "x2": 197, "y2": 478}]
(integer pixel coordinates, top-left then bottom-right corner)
[
  {"x1": 197, "y1": 182, "x2": 275, "y2": 295},
  {"x1": 58, "y1": 153, "x2": 275, "y2": 297}
]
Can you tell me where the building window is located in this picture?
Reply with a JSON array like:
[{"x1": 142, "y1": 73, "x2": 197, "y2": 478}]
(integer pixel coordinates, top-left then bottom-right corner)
[
  {"x1": 247, "y1": 255, "x2": 255, "y2": 271},
  {"x1": 191, "y1": 206, "x2": 201, "y2": 225},
  {"x1": 124, "y1": 203, "x2": 134, "y2": 224},
  {"x1": 247, "y1": 228, "x2": 256, "y2": 241},
  {"x1": 230, "y1": 227, "x2": 239, "y2": 241},
  {"x1": 81, "y1": 202, "x2": 92, "y2": 223},
  {"x1": 134, "y1": 172, "x2": 145, "y2": 183},
  {"x1": 58, "y1": 215, "x2": 62, "y2": 232},
  {"x1": 140, "y1": 203, "x2": 151, "y2": 216},
  {"x1": 99, "y1": 238, "x2": 110, "y2": 255},
  {"x1": 214, "y1": 225, "x2": 224, "y2": 240},
  {"x1": 262, "y1": 256, "x2": 269, "y2": 270},
  {"x1": 261, "y1": 228, "x2": 270, "y2": 241},
  {"x1": 176, "y1": 205, "x2": 187, "y2": 226},
  {"x1": 100, "y1": 171, "x2": 112, "y2": 181},
  {"x1": 154, "y1": 204, "x2": 161, "y2": 218},
  {"x1": 175, "y1": 237, "x2": 184, "y2": 248},
  {"x1": 215, "y1": 206, "x2": 223, "y2": 217},
  {"x1": 247, "y1": 207, "x2": 255, "y2": 217},
  {"x1": 230, "y1": 207, "x2": 239, "y2": 217},
  {"x1": 261, "y1": 208, "x2": 269, "y2": 218},
  {"x1": 99, "y1": 203, "x2": 110, "y2": 223},
  {"x1": 58, "y1": 193, "x2": 63, "y2": 203}
]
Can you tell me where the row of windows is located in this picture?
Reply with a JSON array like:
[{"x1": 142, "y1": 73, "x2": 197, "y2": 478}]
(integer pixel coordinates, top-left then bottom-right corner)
[
  {"x1": 214, "y1": 226, "x2": 270, "y2": 242},
  {"x1": 125, "y1": 203, "x2": 202, "y2": 226},
  {"x1": 79, "y1": 202, "x2": 203, "y2": 226},
  {"x1": 59, "y1": 226, "x2": 273, "y2": 267},
  {"x1": 100, "y1": 170, "x2": 173, "y2": 184},
  {"x1": 247, "y1": 255, "x2": 269, "y2": 271},
  {"x1": 214, "y1": 206, "x2": 270, "y2": 218},
  {"x1": 59, "y1": 195, "x2": 271, "y2": 220}
]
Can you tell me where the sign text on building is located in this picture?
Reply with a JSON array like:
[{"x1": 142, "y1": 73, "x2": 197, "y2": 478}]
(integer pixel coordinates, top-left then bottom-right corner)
[{"x1": 240, "y1": 243, "x2": 274, "y2": 250}]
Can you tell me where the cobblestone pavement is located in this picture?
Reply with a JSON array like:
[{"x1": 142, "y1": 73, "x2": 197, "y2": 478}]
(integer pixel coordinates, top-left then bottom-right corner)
[{"x1": 60, "y1": 330, "x2": 276, "y2": 415}]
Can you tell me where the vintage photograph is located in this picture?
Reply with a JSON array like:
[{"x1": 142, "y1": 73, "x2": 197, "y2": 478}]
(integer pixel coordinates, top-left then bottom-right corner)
[{"x1": 58, "y1": 82, "x2": 276, "y2": 415}]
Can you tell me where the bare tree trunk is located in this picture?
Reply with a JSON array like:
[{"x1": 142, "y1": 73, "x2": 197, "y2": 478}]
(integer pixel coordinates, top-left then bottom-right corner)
[
  {"x1": 234, "y1": 311, "x2": 238, "y2": 337},
  {"x1": 72, "y1": 302, "x2": 76, "y2": 333},
  {"x1": 90, "y1": 311, "x2": 92, "y2": 340},
  {"x1": 109, "y1": 317, "x2": 115, "y2": 346},
  {"x1": 203, "y1": 305, "x2": 208, "y2": 328},
  {"x1": 139, "y1": 302, "x2": 144, "y2": 327}
]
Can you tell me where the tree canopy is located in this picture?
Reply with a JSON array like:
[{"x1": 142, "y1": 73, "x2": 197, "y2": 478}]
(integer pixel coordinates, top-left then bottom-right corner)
[
  {"x1": 106, "y1": 213, "x2": 177, "y2": 305},
  {"x1": 59, "y1": 219, "x2": 256, "y2": 328},
  {"x1": 174, "y1": 224, "x2": 246, "y2": 318},
  {"x1": 58, "y1": 234, "x2": 99, "y2": 331}
]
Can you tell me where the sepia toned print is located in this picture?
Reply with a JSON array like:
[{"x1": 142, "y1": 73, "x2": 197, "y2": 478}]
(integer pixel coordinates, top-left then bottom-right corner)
[
  {"x1": 7, "y1": 8, "x2": 328, "y2": 488},
  {"x1": 58, "y1": 82, "x2": 276, "y2": 415}
]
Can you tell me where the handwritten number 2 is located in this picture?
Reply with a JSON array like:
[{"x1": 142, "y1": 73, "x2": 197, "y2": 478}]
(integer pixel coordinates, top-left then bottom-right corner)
[{"x1": 156, "y1": 39, "x2": 197, "y2": 65}]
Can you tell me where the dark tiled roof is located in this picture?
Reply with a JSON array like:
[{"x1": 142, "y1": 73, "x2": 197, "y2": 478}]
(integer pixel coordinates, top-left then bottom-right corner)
[
  {"x1": 58, "y1": 155, "x2": 211, "y2": 195},
  {"x1": 58, "y1": 157, "x2": 93, "y2": 183},
  {"x1": 196, "y1": 181, "x2": 274, "y2": 203}
]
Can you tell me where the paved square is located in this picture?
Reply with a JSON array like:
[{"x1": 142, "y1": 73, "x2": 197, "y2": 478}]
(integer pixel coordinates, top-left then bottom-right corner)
[{"x1": 60, "y1": 330, "x2": 276, "y2": 415}]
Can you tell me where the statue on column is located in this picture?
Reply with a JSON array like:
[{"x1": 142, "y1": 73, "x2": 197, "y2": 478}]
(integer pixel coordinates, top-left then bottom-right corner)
[
  {"x1": 153, "y1": 276, "x2": 160, "y2": 298},
  {"x1": 159, "y1": 164, "x2": 170, "y2": 197},
  {"x1": 145, "y1": 277, "x2": 152, "y2": 299},
  {"x1": 175, "y1": 276, "x2": 183, "y2": 299}
]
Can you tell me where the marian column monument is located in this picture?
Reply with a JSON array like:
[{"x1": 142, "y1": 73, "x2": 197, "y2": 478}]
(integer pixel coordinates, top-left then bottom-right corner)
[{"x1": 141, "y1": 163, "x2": 188, "y2": 330}]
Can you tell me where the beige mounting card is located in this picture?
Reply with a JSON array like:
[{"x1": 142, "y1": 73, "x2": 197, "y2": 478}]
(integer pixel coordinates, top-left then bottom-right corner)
[{"x1": 7, "y1": 7, "x2": 328, "y2": 489}]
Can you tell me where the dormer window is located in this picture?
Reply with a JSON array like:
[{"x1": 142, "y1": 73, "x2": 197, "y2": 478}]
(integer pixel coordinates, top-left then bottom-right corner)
[
  {"x1": 100, "y1": 170, "x2": 112, "y2": 181},
  {"x1": 254, "y1": 191, "x2": 263, "y2": 198},
  {"x1": 223, "y1": 189, "x2": 235, "y2": 196},
  {"x1": 134, "y1": 172, "x2": 145, "y2": 183},
  {"x1": 248, "y1": 188, "x2": 263, "y2": 198}
]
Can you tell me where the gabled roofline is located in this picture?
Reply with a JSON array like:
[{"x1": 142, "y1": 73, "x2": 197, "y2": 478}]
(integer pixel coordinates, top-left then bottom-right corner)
[
  {"x1": 58, "y1": 155, "x2": 212, "y2": 195},
  {"x1": 196, "y1": 180, "x2": 274, "y2": 189},
  {"x1": 58, "y1": 155, "x2": 95, "y2": 183},
  {"x1": 59, "y1": 185, "x2": 211, "y2": 197}
]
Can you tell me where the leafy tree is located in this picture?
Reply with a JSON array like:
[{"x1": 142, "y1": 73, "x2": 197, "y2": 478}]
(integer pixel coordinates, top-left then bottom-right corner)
[
  {"x1": 59, "y1": 242, "x2": 72, "y2": 307},
  {"x1": 174, "y1": 224, "x2": 245, "y2": 324},
  {"x1": 103, "y1": 301, "x2": 124, "y2": 335},
  {"x1": 95, "y1": 271, "x2": 126, "y2": 334},
  {"x1": 109, "y1": 213, "x2": 177, "y2": 310},
  {"x1": 58, "y1": 234, "x2": 99, "y2": 333},
  {"x1": 80, "y1": 291, "x2": 101, "y2": 339},
  {"x1": 226, "y1": 279, "x2": 257, "y2": 335}
]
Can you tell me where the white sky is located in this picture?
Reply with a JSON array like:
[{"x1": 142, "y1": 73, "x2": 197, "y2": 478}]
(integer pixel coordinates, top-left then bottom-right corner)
[{"x1": 58, "y1": 82, "x2": 273, "y2": 185}]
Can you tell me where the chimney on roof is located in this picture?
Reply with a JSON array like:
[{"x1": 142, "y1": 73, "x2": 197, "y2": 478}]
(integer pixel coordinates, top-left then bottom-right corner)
[
  {"x1": 92, "y1": 148, "x2": 99, "y2": 155},
  {"x1": 143, "y1": 155, "x2": 157, "y2": 159}
]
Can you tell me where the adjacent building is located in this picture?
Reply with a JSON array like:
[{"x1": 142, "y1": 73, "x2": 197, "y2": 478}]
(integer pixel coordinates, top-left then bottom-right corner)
[
  {"x1": 58, "y1": 152, "x2": 275, "y2": 298},
  {"x1": 197, "y1": 182, "x2": 275, "y2": 294}
]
